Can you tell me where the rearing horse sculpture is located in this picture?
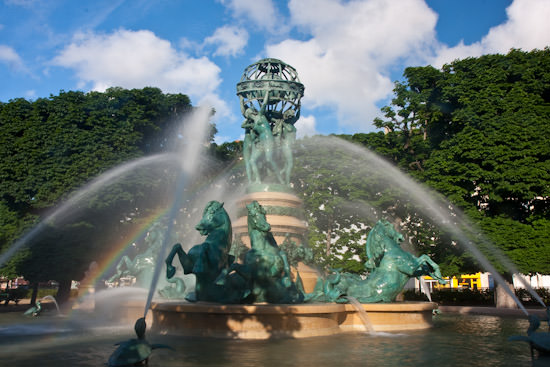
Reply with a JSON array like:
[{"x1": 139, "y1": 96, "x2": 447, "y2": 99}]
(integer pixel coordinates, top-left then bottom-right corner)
[
  {"x1": 314, "y1": 219, "x2": 447, "y2": 303},
  {"x1": 220, "y1": 201, "x2": 303, "y2": 304},
  {"x1": 165, "y1": 201, "x2": 232, "y2": 302},
  {"x1": 349, "y1": 219, "x2": 447, "y2": 302},
  {"x1": 242, "y1": 201, "x2": 303, "y2": 303}
]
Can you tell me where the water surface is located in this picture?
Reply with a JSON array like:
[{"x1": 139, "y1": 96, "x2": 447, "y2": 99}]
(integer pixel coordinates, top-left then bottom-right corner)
[{"x1": 0, "y1": 313, "x2": 543, "y2": 366}]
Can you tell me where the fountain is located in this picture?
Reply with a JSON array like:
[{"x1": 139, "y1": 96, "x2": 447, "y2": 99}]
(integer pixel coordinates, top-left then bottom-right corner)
[
  {"x1": 0, "y1": 58, "x2": 548, "y2": 365},
  {"x1": 150, "y1": 59, "x2": 443, "y2": 339}
]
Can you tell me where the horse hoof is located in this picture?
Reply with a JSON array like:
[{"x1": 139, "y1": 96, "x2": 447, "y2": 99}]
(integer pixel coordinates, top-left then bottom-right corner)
[{"x1": 166, "y1": 266, "x2": 176, "y2": 279}]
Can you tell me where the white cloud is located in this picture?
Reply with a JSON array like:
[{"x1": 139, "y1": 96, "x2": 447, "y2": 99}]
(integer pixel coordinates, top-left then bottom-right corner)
[
  {"x1": 432, "y1": 0, "x2": 550, "y2": 67},
  {"x1": 214, "y1": 135, "x2": 232, "y2": 144},
  {"x1": 198, "y1": 92, "x2": 232, "y2": 121},
  {"x1": 204, "y1": 25, "x2": 249, "y2": 57},
  {"x1": 266, "y1": 0, "x2": 438, "y2": 131},
  {"x1": 295, "y1": 114, "x2": 318, "y2": 138},
  {"x1": 52, "y1": 29, "x2": 226, "y2": 115},
  {"x1": 483, "y1": 0, "x2": 550, "y2": 52},
  {"x1": 219, "y1": 0, "x2": 281, "y2": 32},
  {"x1": 0, "y1": 44, "x2": 25, "y2": 70}
]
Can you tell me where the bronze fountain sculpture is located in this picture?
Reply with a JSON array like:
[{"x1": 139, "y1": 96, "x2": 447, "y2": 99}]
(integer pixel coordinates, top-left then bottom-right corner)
[{"x1": 150, "y1": 59, "x2": 447, "y2": 339}]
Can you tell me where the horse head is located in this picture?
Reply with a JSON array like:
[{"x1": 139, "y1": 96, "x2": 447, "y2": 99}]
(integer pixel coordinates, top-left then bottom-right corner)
[
  {"x1": 365, "y1": 219, "x2": 404, "y2": 268},
  {"x1": 377, "y1": 219, "x2": 404, "y2": 244},
  {"x1": 195, "y1": 201, "x2": 228, "y2": 236},
  {"x1": 246, "y1": 200, "x2": 271, "y2": 232}
]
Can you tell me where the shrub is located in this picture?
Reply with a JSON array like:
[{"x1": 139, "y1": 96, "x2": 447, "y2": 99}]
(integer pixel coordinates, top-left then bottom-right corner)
[
  {"x1": 403, "y1": 288, "x2": 495, "y2": 305},
  {"x1": 515, "y1": 288, "x2": 550, "y2": 306}
]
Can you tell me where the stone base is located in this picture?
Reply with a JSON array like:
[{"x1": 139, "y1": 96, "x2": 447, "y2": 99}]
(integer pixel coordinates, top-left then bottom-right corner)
[
  {"x1": 150, "y1": 301, "x2": 437, "y2": 339},
  {"x1": 233, "y1": 191, "x2": 308, "y2": 247}
]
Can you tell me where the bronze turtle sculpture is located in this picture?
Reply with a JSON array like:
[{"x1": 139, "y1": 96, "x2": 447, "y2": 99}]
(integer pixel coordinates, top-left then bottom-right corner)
[
  {"x1": 509, "y1": 313, "x2": 550, "y2": 357},
  {"x1": 108, "y1": 318, "x2": 171, "y2": 366}
]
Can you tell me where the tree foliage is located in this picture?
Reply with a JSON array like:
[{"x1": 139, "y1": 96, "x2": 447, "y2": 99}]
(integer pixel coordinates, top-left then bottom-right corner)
[
  {"x1": 293, "y1": 49, "x2": 549, "y2": 277},
  {"x1": 0, "y1": 87, "x2": 209, "y2": 301},
  {"x1": 360, "y1": 48, "x2": 550, "y2": 276}
]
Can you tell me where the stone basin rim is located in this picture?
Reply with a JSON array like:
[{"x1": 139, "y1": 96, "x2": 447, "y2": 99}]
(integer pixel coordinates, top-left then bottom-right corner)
[{"x1": 150, "y1": 301, "x2": 438, "y2": 314}]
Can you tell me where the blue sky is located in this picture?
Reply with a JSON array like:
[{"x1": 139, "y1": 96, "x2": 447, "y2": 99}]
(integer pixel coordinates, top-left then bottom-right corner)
[{"x1": 1, "y1": 0, "x2": 549, "y2": 143}]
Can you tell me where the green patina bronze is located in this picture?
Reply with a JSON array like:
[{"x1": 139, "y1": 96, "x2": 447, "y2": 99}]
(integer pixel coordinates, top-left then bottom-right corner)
[
  {"x1": 164, "y1": 200, "x2": 304, "y2": 304},
  {"x1": 157, "y1": 276, "x2": 186, "y2": 299},
  {"x1": 218, "y1": 201, "x2": 304, "y2": 304},
  {"x1": 108, "y1": 318, "x2": 172, "y2": 367},
  {"x1": 241, "y1": 200, "x2": 303, "y2": 303},
  {"x1": 160, "y1": 59, "x2": 448, "y2": 306},
  {"x1": 307, "y1": 219, "x2": 447, "y2": 303},
  {"x1": 108, "y1": 221, "x2": 185, "y2": 299},
  {"x1": 509, "y1": 309, "x2": 550, "y2": 356},
  {"x1": 165, "y1": 201, "x2": 233, "y2": 302},
  {"x1": 163, "y1": 205, "x2": 446, "y2": 305},
  {"x1": 23, "y1": 300, "x2": 42, "y2": 317},
  {"x1": 236, "y1": 204, "x2": 305, "y2": 219},
  {"x1": 237, "y1": 58, "x2": 304, "y2": 187},
  {"x1": 279, "y1": 234, "x2": 314, "y2": 268}
]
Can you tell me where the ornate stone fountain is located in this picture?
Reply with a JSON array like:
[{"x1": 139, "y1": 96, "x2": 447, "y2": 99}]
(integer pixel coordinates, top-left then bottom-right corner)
[{"x1": 149, "y1": 58, "x2": 444, "y2": 339}]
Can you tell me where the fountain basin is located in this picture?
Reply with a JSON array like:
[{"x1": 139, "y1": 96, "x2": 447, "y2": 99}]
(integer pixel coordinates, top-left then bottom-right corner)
[{"x1": 150, "y1": 301, "x2": 437, "y2": 339}]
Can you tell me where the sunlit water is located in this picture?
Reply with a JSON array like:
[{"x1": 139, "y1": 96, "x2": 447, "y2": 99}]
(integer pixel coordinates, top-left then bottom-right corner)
[{"x1": 0, "y1": 312, "x2": 543, "y2": 367}]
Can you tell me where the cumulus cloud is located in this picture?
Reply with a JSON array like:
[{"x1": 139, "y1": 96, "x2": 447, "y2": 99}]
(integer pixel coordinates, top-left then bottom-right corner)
[
  {"x1": 204, "y1": 25, "x2": 249, "y2": 57},
  {"x1": 432, "y1": 0, "x2": 550, "y2": 67},
  {"x1": 0, "y1": 44, "x2": 25, "y2": 71},
  {"x1": 295, "y1": 115, "x2": 318, "y2": 138},
  {"x1": 52, "y1": 29, "x2": 229, "y2": 118},
  {"x1": 266, "y1": 0, "x2": 438, "y2": 131},
  {"x1": 218, "y1": 0, "x2": 282, "y2": 32}
]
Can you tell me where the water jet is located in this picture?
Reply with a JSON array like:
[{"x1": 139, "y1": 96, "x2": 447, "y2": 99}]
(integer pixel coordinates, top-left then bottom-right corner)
[{"x1": 0, "y1": 58, "x2": 545, "y2": 366}]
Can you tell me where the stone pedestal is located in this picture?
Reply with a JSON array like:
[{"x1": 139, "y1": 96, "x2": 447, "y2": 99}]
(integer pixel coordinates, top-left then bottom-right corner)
[
  {"x1": 233, "y1": 191, "x2": 308, "y2": 246},
  {"x1": 232, "y1": 191, "x2": 319, "y2": 292},
  {"x1": 151, "y1": 301, "x2": 438, "y2": 339}
]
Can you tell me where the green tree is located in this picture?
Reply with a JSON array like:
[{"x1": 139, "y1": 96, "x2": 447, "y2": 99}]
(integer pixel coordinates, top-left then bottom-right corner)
[
  {"x1": 0, "y1": 87, "x2": 204, "y2": 304},
  {"x1": 373, "y1": 48, "x2": 550, "y2": 277}
]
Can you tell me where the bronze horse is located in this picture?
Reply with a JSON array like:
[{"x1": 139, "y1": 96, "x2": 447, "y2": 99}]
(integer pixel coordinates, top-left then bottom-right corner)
[{"x1": 165, "y1": 201, "x2": 232, "y2": 302}]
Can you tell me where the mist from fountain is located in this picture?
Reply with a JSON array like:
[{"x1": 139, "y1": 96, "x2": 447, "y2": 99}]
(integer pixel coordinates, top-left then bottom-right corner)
[
  {"x1": 0, "y1": 153, "x2": 182, "y2": 268},
  {"x1": 41, "y1": 295, "x2": 61, "y2": 316},
  {"x1": 142, "y1": 106, "x2": 212, "y2": 318},
  {"x1": 296, "y1": 136, "x2": 543, "y2": 313},
  {"x1": 0, "y1": 105, "x2": 546, "y2": 367},
  {"x1": 419, "y1": 278, "x2": 432, "y2": 302},
  {"x1": 0, "y1": 105, "x2": 217, "y2": 331}
]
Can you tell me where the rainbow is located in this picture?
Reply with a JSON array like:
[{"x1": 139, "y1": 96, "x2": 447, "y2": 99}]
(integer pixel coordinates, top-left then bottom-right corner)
[
  {"x1": 75, "y1": 207, "x2": 170, "y2": 294},
  {"x1": 71, "y1": 158, "x2": 244, "y2": 302}
]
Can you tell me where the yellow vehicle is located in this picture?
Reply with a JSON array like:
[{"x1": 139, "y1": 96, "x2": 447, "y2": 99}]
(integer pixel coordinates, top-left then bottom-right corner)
[{"x1": 423, "y1": 272, "x2": 485, "y2": 290}]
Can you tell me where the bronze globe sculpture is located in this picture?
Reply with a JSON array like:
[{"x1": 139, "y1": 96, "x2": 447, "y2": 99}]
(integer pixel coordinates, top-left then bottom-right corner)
[{"x1": 237, "y1": 58, "x2": 305, "y2": 186}]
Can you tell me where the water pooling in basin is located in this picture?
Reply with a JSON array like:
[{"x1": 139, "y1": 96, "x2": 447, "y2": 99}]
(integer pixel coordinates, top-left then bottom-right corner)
[{"x1": 0, "y1": 313, "x2": 539, "y2": 367}]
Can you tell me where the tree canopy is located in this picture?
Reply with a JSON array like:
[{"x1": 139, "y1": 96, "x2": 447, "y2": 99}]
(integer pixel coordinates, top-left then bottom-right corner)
[
  {"x1": 0, "y1": 87, "x2": 212, "y2": 302},
  {"x1": 358, "y1": 48, "x2": 550, "y2": 276}
]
